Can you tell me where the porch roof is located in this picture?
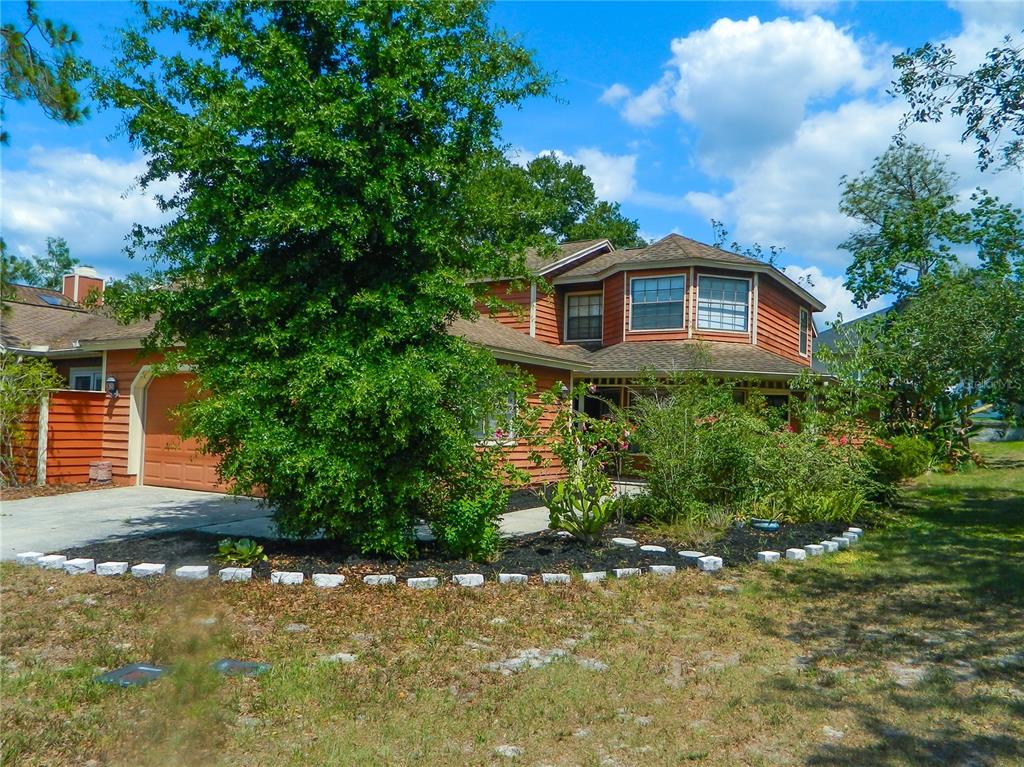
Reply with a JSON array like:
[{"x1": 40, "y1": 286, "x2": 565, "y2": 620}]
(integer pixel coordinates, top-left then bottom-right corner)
[{"x1": 586, "y1": 339, "x2": 811, "y2": 378}]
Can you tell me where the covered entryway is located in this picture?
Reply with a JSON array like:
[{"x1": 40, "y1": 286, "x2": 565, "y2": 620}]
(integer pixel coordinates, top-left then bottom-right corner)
[{"x1": 143, "y1": 374, "x2": 224, "y2": 492}]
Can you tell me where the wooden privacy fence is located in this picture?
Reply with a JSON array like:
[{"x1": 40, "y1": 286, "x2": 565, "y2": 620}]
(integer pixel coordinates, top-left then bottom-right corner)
[{"x1": 17, "y1": 391, "x2": 106, "y2": 486}]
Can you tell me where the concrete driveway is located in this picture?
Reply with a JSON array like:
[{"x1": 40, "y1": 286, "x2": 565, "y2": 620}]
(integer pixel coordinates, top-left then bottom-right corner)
[
  {"x1": 1, "y1": 486, "x2": 552, "y2": 560},
  {"x1": 1, "y1": 486, "x2": 272, "y2": 561}
]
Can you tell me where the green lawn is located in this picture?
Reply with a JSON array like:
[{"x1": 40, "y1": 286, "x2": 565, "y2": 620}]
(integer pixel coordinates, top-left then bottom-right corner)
[{"x1": 3, "y1": 443, "x2": 1023, "y2": 766}]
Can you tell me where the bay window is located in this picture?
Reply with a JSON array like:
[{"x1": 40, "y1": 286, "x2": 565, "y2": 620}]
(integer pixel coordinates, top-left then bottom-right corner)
[
  {"x1": 630, "y1": 275, "x2": 685, "y2": 330},
  {"x1": 697, "y1": 276, "x2": 749, "y2": 332}
]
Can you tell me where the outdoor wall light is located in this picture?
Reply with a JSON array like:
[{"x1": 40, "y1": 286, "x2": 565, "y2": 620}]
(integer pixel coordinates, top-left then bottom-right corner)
[
  {"x1": 105, "y1": 376, "x2": 119, "y2": 399},
  {"x1": 558, "y1": 383, "x2": 570, "y2": 401}
]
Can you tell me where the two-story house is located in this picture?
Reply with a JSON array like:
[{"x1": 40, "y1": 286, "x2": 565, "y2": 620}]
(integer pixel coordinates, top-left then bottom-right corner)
[{"x1": 3, "y1": 234, "x2": 824, "y2": 491}]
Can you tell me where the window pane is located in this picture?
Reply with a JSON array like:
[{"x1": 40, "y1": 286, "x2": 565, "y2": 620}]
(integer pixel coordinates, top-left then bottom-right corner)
[
  {"x1": 630, "y1": 276, "x2": 685, "y2": 329},
  {"x1": 566, "y1": 294, "x2": 603, "y2": 340},
  {"x1": 697, "y1": 277, "x2": 748, "y2": 331}
]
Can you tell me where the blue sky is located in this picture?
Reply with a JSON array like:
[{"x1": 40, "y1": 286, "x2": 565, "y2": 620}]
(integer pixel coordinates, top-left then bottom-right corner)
[{"x1": 2, "y1": 0, "x2": 1022, "y2": 322}]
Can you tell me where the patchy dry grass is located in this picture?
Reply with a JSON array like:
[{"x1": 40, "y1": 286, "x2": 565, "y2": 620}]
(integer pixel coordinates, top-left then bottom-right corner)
[{"x1": 3, "y1": 443, "x2": 1023, "y2": 766}]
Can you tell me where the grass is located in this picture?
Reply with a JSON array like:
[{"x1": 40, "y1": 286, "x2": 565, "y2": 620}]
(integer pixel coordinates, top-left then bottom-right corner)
[{"x1": 2, "y1": 443, "x2": 1023, "y2": 766}]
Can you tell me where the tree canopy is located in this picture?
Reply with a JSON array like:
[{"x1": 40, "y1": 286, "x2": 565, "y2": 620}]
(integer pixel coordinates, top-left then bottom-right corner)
[
  {"x1": 1, "y1": 0, "x2": 88, "y2": 144},
  {"x1": 98, "y1": 0, "x2": 553, "y2": 557},
  {"x1": 1, "y1": 237, "x2": 81, "y2": 291},
  {"x1": 892, "y1": 30, "x2": 1024, "y2": 171}
]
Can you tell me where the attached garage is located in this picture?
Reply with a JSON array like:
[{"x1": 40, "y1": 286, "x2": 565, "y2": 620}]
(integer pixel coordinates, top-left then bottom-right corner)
[{"x1": 143, "y1": 373, "x2": 224, "y2": 492}]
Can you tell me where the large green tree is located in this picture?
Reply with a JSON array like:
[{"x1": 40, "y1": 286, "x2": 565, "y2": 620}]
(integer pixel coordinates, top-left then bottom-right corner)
[
  {"x1": 491, "y1": 153, "x2": 647, "y2": 249},
  {"x1": 1, "y1": 236, "x2": 81, "y2": 291},
  {"x1": 840, "y1": 143, "x2": 972, "y2": 307},
  {"x1": 892, "y1": 30, "x2": 1024, "y2": 171},
  {"x1": 1, "y1": 0, "x2": 88, "y2": 144},
  {"x1": 98, "y1": 0, "x2": 550, "y2": 557}
]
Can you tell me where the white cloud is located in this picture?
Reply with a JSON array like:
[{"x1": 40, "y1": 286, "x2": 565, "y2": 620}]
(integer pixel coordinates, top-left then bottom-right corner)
[
  {"x1": 783, "y1": 264, "x2": 888, "y2": 325},
  {"x1": 603, "y1": 16, "x2": 886, "y2": 171},
  {"x1": 681, "y1": 9, "x2": 1024, "y2": 272},
  {"x1": 1, "y1": 146, "x2": 174, "y2": 277},
  {"x1": 516, "y1": 147, "x2": 638, "y2": 202}
]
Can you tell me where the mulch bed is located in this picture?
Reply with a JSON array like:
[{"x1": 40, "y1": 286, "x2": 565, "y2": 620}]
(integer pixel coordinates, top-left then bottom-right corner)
[
  {"x1": 58, "y1": 519, "x2": 854, "y2": 581},
  {"x1": 2, "y1": 482, "x2": 118, "y2": 501}
]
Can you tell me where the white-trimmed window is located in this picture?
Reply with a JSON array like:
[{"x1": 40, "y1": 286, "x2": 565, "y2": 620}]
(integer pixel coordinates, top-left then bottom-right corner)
[
  {"x1": 69, "y1": 367, "x2": 103, "y2": 391},
  {"x1": 799, "y1": 307, "x2": 809, "y2": 356},
  {"x1": 565, "y1": 293, "x2": 602, "y2": 341},
  {"x1": 697, "y1": 276, "x2": 749, "y2": 332},
  {"x1": 630, "y1": 275, "x2": 685, "y2": 330},
  {"x1": 474, "y1": 393, "x2": 517, "y2": 442}
]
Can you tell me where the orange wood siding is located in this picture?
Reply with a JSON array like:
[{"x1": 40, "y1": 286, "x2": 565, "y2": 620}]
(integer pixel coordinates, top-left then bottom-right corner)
[
  {"x1": 533, "y1": 286, "x2": 559, "y2": 343},
  {"x1": 477, "y1": 280, "x2": 532, "y2": 332},
  {"x1": 495, "y1": 364, "x2": 570, "y2": 486},
  {"x1": 45, "y1": 391, "x2": 105, "y2": 483},
  {"x1": 757, "y1": 276, "x2": 812, "y2": 366},
  {"x1": 602, "y1": 273, "x2": 626, "y2": 346}
]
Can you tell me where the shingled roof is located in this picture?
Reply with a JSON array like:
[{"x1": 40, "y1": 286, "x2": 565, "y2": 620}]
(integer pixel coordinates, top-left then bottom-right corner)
[
  {"x1": 588, "y1": 339, "x2": 809, "y2": 377},
  {"x1": 1, "y1": 294, "x2": 155, "y2": 352},
  {"x1": 523, "y1": 238, "x2": 611, "y2": 274},
  {"x1": 449, "y1": 317, "x2": 592, "y2": 370}
]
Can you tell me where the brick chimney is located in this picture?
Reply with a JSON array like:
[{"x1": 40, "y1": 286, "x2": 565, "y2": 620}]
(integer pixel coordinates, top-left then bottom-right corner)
[{"x1": 62, "y1": 266, "x2": 104, "y2": 305}]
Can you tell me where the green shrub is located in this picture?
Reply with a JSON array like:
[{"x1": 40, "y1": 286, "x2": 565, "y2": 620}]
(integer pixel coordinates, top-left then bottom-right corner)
[
  {"x1": 865, "y1": 435, "x2": 933, "y2": 485},
  {"x1": 629, "y1": 372, "x2": 876, "y2": 527},
  {"x1": 215, "y1": 538, "x2": 268, "y2": 567},
  {"x1": 431, "y1": 481, "x2": 507, "y2": 561},
  {"x1": 545, "y1": 473, "x2": 617, "y2": 545}
]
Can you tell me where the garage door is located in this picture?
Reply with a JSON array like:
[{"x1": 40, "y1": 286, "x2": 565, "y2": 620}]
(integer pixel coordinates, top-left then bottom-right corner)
[{"x1": 144, "y1": 374, "x2": 224, "y2": 492}]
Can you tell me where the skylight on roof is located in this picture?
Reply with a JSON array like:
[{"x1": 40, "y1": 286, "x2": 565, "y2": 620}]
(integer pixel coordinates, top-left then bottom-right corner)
[{"x1": 40, "y1": 294, "x2": 65, "y2": 306}]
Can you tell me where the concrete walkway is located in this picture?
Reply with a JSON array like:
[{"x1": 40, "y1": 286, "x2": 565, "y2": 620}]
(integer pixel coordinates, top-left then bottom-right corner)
[
  {"x1": 1, "y1": 486, "x2": 270, "y2": 561},
  {"x1": 1, "y1": 485, "x2": 552, "y2": 560}
]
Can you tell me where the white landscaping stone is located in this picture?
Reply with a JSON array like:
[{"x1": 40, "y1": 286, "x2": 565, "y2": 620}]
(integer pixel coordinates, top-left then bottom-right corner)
[
  {"x1": 494, "y1": 745, "x2": 522, "y2": 759},
  {"x1": 848, "y1": 527, "x2": 863, "y2": 535},
  {"x1": 555, "y1": 530, "x2": 574, "y2": 538},
  {"x1": 131, "y1": 562, "x2": 166, "y2": 578},
  {"x1": 498, "y1": 573, "x2": 528, "y2": 585},
  {"x1": 37, "y1": 554, "x2": 67, "y2": 570},
  {"x1": 312, "y1": 573, "x2": 345, "y2": 588},
  {"x1": 453, "y1": 573, "x2": 484, "y2": 588},
  {"x1": 831, "y1": 536, "x2": 850, "y2": 549},
  {"x1": 96, "y1": 561, "x2": 129, "y2": 576},
  {"x1": 611, "y1": 537, "x2": 637, "y2": 548},
  {"x1": 640, "y1": 544, "x2": 667, "y2": 553},
  {"x1": 842, "y1": 531, "x2": 860, "y2": 543},
  {"x1": 407, "y1": 577, "x2": 438, "y2": 589},
  {"x1": 613, "y1": 567, "x2": 641, "y2": 579},
  {"x1": 649, "y1": 564, "x2": 677, "y2": 576},
  {"x1": 678, "y1": 550, "x2": 705, "y2": 566},
  {"x1": 697, "y1": 555, "x2": 723, "y2": 572},
  {"x1": 363, "y1": 574, "x2": 396, "y2": 586},
  {"x1": 219, "y1": 567, "x2": 252, "y2": 582},
  {"x1": 581, "y1": 571, "x2": 607, "y2": 582},
  {"x1": 175, "y1": 565, "x2": 209, "y2": 580},
  {"x1": 820, "y1": 540, "x2": 839, "y2": 553},
  {"x1": 804, "y1": 544, "x2": 825, "y2": 557},
  {"x1": 16, "y1": 552, "x2": 44, "y2": 566},
  {"x1": 64, "y1": 558, "x2": 95, "y2": 575},
  {"x1": 785, "y1": 548, "x2": 807, "y2": 561},
  {"x1": 541, "y1": 573, "x2": 570, "y2": 585},
  {"x1": 270, "y1": 570, "x2": 303, "y2": 585},
  {"x1": 757, "y1": 551, "x2": 781, "y2": 563},
  {"x1": 320, "y1": 652, "x2": 358, "y2": 664}
]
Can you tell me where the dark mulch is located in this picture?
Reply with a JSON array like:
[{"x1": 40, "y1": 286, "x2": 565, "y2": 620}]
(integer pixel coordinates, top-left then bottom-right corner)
[
  {"x1": 2, "y1": 482, "x2": 118, "y2": 501},
  {"x1": 58, "y1": 519, "x2": 854, "y2": 581}
]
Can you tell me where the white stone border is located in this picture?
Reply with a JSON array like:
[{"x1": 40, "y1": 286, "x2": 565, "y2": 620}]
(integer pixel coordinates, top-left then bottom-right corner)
[{"x1": 12, "y1": 528, "x2": 865, "y2": 590}]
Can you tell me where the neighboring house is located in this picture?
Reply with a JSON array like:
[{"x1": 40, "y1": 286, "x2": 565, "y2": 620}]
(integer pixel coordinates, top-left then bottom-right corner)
[{"x1": 3, "y1": 235, "x2": 825, "y2": 491}]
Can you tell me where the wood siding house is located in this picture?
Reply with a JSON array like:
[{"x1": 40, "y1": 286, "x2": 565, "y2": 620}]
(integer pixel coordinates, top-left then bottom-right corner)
[{"x1": 3, "y1": 235, "x2": 824, "y2": 492}]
